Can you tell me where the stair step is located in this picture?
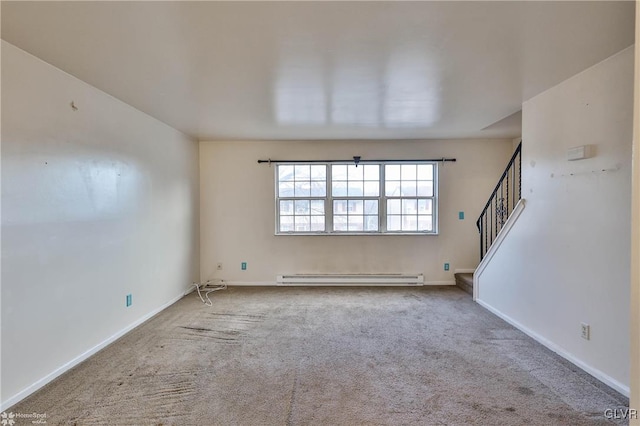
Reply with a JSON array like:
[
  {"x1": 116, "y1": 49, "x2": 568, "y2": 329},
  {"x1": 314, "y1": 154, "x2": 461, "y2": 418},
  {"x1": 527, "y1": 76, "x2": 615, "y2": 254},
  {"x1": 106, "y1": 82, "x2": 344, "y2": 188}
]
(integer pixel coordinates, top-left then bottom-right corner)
[{"x1": 454, "y1": 272, "x2": 473, "y2": 295}]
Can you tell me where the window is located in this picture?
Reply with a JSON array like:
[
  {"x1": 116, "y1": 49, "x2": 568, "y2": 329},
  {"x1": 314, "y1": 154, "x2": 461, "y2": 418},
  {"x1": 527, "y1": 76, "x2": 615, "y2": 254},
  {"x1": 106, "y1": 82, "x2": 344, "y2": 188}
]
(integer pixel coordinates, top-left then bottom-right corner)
[
  {"x1": 385, "y1": 164, "x2": 435, "y2": 232},
  {"x1": 332, "y1": 164, "x2": 380, "y2": 232},
  {"x1": 277, "y1": 165, "x2": 326, "y2": 232},
  {"x1": 275, "y1": 162, "x2": 437, "y2": 234}
]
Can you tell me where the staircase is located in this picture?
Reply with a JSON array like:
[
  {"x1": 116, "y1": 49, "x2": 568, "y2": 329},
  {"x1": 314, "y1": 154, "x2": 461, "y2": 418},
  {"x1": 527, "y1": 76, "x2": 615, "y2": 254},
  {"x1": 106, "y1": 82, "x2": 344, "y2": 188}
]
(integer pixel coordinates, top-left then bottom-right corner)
[
  {"x1": 454, "y1": 273, "x2": 473, "y2": 295},
  {"x1": 477, "y1": 141, "x2": 522, "y2": 260},
  {"x1": 458, "y1": 142, "x2": 522, "y2": 297}
]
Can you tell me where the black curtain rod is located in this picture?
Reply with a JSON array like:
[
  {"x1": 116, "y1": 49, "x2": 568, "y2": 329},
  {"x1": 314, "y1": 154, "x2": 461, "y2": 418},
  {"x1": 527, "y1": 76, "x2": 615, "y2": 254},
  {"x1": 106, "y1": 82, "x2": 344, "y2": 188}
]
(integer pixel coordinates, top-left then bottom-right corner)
[{"x1": 257, "y1": 157, "x2": 456, "y2": 165}]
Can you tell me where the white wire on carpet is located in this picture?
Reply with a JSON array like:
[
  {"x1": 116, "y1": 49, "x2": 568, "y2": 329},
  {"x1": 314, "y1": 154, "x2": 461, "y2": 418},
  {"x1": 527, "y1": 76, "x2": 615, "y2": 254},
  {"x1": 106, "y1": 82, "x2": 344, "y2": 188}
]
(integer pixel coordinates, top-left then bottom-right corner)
[{"x1": 193, "y1": 280, "x2": 227, "y2": 306}]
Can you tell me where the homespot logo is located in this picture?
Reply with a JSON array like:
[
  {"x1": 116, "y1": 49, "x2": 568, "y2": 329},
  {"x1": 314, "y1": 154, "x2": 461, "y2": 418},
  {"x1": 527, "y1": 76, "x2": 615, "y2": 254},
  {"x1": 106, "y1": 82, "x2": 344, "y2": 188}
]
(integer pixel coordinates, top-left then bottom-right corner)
[
  {"x1": 604, "y1": 408, "x2": 637, "y2": 420},
  {"x1": 0, "y1": 412, "x2": 15, "y2": 426},
  {"x1": 0, "y1": 412, "x2": 47, "y2": 425}
]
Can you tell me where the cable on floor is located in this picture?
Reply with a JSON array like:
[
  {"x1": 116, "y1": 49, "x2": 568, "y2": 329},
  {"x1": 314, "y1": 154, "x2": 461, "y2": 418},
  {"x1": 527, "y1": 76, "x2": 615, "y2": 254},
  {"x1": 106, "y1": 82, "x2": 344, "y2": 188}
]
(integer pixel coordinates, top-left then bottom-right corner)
[{"x1": 193, "y1": 279, "x2": 227, "y2": 306}]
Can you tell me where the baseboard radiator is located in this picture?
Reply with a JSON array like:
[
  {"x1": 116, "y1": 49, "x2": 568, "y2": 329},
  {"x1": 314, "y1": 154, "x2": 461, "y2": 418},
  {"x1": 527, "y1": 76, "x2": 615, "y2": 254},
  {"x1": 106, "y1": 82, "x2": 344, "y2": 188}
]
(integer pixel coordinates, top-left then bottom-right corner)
[{"x1": 276, "y1": 274, "x2": 424, "y2": 286}]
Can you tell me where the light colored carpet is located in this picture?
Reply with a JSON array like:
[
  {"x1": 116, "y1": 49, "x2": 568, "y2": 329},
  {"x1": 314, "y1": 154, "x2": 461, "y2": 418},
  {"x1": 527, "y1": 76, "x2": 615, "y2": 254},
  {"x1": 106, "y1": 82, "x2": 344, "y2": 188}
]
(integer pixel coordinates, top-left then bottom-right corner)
[{"x1": 9, "y1": 286, "x2": 628, "y2": 425}]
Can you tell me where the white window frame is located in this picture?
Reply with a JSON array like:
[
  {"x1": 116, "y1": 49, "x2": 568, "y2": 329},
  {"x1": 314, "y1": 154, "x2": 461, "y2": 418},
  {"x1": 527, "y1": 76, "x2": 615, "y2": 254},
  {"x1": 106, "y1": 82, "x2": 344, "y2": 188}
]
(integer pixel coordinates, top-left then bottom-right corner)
[{"x1": 275, "y1": 161, "x2": 438, "y2": 235}]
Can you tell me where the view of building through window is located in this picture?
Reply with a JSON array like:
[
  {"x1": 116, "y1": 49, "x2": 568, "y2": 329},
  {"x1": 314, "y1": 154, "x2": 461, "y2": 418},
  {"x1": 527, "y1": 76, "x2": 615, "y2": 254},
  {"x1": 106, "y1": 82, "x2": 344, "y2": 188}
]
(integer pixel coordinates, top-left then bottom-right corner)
[{"x1": 276, "y1": 162, "x2": 437, "y2": 234}]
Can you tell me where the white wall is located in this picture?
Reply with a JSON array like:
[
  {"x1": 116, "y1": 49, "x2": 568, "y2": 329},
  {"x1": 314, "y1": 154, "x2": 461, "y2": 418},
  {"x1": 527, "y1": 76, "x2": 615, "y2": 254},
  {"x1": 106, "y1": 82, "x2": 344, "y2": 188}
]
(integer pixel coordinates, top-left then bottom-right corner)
[
  {"x1": 476, "y1": 47, "x2": 634, "y2": 394},
  {"x1": 1, "y1": 41, "x2": 200, "y2": 408},
  {"x1": 512, "y1": 137, "x2": 522, "y2": 152},
  {"x1": 200, "y1": 139, "x2": 512, "y2": 284},
  {"x1": 630, "y1": 3, "x2": 639, "y2": 420}
]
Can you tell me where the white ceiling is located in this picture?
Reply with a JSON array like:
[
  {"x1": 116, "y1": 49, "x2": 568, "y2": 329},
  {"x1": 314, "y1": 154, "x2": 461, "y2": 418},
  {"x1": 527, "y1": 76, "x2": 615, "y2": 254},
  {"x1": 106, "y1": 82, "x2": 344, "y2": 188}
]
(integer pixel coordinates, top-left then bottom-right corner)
[{"x1": 1, "y1": 1, "x2": 635, "y2": 141}]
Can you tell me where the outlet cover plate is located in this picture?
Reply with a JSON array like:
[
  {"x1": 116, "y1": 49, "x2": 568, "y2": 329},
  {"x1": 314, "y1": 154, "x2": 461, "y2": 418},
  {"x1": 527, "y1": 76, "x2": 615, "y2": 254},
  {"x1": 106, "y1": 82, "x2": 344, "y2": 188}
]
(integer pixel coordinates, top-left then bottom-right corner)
[{"x1": 581, "y1": 323, "x2": 590, "y2": 340}]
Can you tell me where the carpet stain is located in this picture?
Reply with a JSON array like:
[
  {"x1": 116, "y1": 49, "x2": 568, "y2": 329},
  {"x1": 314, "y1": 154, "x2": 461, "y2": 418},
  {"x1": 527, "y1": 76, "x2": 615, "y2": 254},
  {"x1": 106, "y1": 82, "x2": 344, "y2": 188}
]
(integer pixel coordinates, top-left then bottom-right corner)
[
  {"x1": 179, "y1": 326, "x2": 215, "y2": 332},
  {"x1": 518, "y1": 386, "x2": 535, "y2": 395},
  {"x1": 208, "y1": 312, "x2": 265, "y2": 323}
]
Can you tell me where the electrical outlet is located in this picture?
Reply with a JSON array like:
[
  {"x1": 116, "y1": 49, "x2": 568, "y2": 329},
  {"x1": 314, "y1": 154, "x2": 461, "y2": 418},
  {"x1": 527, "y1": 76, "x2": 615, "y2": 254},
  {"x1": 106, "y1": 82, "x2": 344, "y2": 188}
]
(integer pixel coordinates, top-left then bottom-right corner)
[
  {"x1": 126, "y1": 294, "x2": 132, "y2": 307},
  {"x1": 241, "y1": 262, "x2": 247, "y2": 270},
  {"x1": 444, "y1": 263, "x2": 450, "y2": 271},
  {"x1": 581, "y1": 323, "x2": 590, "y2": 340},
  {"x1": 216, "y1": 263, "x2": 223, "y2": 270}
]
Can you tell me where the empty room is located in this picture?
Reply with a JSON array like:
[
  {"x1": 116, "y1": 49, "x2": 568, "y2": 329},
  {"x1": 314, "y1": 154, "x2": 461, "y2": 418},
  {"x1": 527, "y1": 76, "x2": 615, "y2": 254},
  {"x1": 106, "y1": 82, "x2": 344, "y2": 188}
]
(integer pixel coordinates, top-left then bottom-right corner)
[{"x1": 2, "y1": 1, "x2": 640, "y2": 425}]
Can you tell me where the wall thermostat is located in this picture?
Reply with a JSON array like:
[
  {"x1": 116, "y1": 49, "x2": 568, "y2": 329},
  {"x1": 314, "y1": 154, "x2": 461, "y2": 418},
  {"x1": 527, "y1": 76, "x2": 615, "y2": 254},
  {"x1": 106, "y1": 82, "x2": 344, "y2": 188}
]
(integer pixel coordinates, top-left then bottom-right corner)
[{"x1": 567, "y1": 145, "x2": 594, "y2": 161}]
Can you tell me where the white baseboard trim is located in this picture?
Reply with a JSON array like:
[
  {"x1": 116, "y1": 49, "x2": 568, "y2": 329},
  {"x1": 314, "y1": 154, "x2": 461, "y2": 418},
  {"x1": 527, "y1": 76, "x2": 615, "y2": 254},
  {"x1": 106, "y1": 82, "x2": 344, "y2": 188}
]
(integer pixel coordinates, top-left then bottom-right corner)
[
  {"x1": 474, "y1": 199, "x2": 526, "y2": 301},
  {"x1": 1, "y1": 291, "x2": 186, "y2": 411},
  {"x1": 425, "y1": 281, "x2": 456, "y2": 286},
  {"x1": 476, "y1": 298, "x2": 630, "y2": 397}
]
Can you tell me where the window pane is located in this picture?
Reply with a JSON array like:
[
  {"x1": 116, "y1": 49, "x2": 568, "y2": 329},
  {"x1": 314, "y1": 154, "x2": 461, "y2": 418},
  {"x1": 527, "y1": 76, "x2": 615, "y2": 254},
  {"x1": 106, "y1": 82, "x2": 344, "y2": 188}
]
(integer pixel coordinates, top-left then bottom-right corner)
[
  {"x1": 347, "y1": 181, "x2": 364, "y2": 196},
  {"x1": 332, "y1": 165, "x2": 347, "y2": 180},
  {"x1": 402, "y1": 199, "x2": 417, "y2": 213},
  {"x1": 332, "y1": 181, "x2": 347, "y2": 197},
  {"x1": 347, "y1": 165, "x2": 363, "y2": 180},
  {"x1": 333, "y1": 199, "x2": 348, "y2": 214},
  {"x1": 348, "y1": 215, "x2": 364, "y2": 231},
  {"x1": 401, "y1": 164, "x2": 417, "y2": 180},
  {"x1": 348, "y1": 200, "x2": 363, "y2": 214},
  {"x1": 295, "y1": 165, "x2": 310, "y2": 180},
  {"x1": 386, "y1": 164, "x2": 400, "y2": 180},
  {"x1": 385, "y1": 180, "x2": 401, "y2": 196},
  {"x1": 402, "y1": 216, "x2": 418, "y2": 231},
  {"x1": 295, "y1": 216, "x2": 310, "y2": 232},
  {"x1": 417, "y1": 181, "x2": 433, "y2": 197},
  {"x1": 364, "y1": 165, "x2": 379, "y2": 181},
  {"x1": 295, "y1": 200, "x2": 310, "y2": 214},
  {"x1": 417, "y1": 199, "x2": 432, "y2": 215},
  {"x1": 387, "y1": 199, "x2": 401, "y2": 215},
  {"x1": 310, "y1": 181, "x2": 326, "y2": 197},
  {"x1": 294, "y1": 182, "x2": 311, "y2": 197},
  {"x1": 279, "y1": 182, "x2": 294, "y2": 197},
  {"x1": 279, "y1": 165, "x2": 294, "y2": 182},
  {"x1": 310, "y1": 216, "x2": 325, "y2": 231},
  {"x1": 418, "y1": 215, "x2": 433, "y2": 231},
  {"x1": 364, "y1": 216, "x2": 379, "y2": 231},
  {"x1": 387, "y1": 215, "x2": 401, "y2": 231},
  {"x1": 310, "y1": 200, "x2": 325, "y2": 215},
  {"x1": 334, "y1": 215, "x2": 348, "y2": 231},
  {"x1": 280, "y1": 216, "x2": 294, "y2": 232},
  {"x1": 364, "y1": 200, "x2": 378, "y2": 214},
  {"x1": 401, "y1": 181, "x2": 417, "y2": 196},
  {"x1": 417, "y1": 164, "x2": 433, "y2": 180},
  {"x1": 364, "y1": 181, "x2": 379, "y2": 197},
  {"x1": 311, "y1": 165, "x2": 326, "y2": 180},
  {"x1": 280, "y1": 200, "x2": 294, "y2": 215}
]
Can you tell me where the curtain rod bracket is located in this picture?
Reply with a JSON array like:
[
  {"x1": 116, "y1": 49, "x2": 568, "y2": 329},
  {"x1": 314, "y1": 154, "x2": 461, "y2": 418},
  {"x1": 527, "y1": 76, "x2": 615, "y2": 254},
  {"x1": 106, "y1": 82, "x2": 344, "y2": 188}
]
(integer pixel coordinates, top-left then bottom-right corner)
[{"x1": 353, "y1": 156, "x2": 361, "y2": 167}]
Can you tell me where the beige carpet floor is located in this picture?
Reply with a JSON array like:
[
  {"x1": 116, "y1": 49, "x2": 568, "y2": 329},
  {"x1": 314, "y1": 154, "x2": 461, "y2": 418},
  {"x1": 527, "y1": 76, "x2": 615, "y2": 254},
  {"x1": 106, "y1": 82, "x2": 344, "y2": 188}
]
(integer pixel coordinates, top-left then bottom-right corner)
[{"x1": 9, "y1": 286, "x2": 629, "y2": 425}]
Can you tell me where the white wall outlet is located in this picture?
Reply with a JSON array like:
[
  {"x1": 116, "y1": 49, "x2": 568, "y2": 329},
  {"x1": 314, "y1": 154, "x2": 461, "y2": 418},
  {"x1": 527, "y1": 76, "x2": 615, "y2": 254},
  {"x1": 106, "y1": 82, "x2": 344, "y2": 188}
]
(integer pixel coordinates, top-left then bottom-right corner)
[
  {"x1": 581, "y1": 323, "x2": 590, "y2": 340},
  {"x1": 216, "y1": 262, "x2": 223, "y2": 270}
]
